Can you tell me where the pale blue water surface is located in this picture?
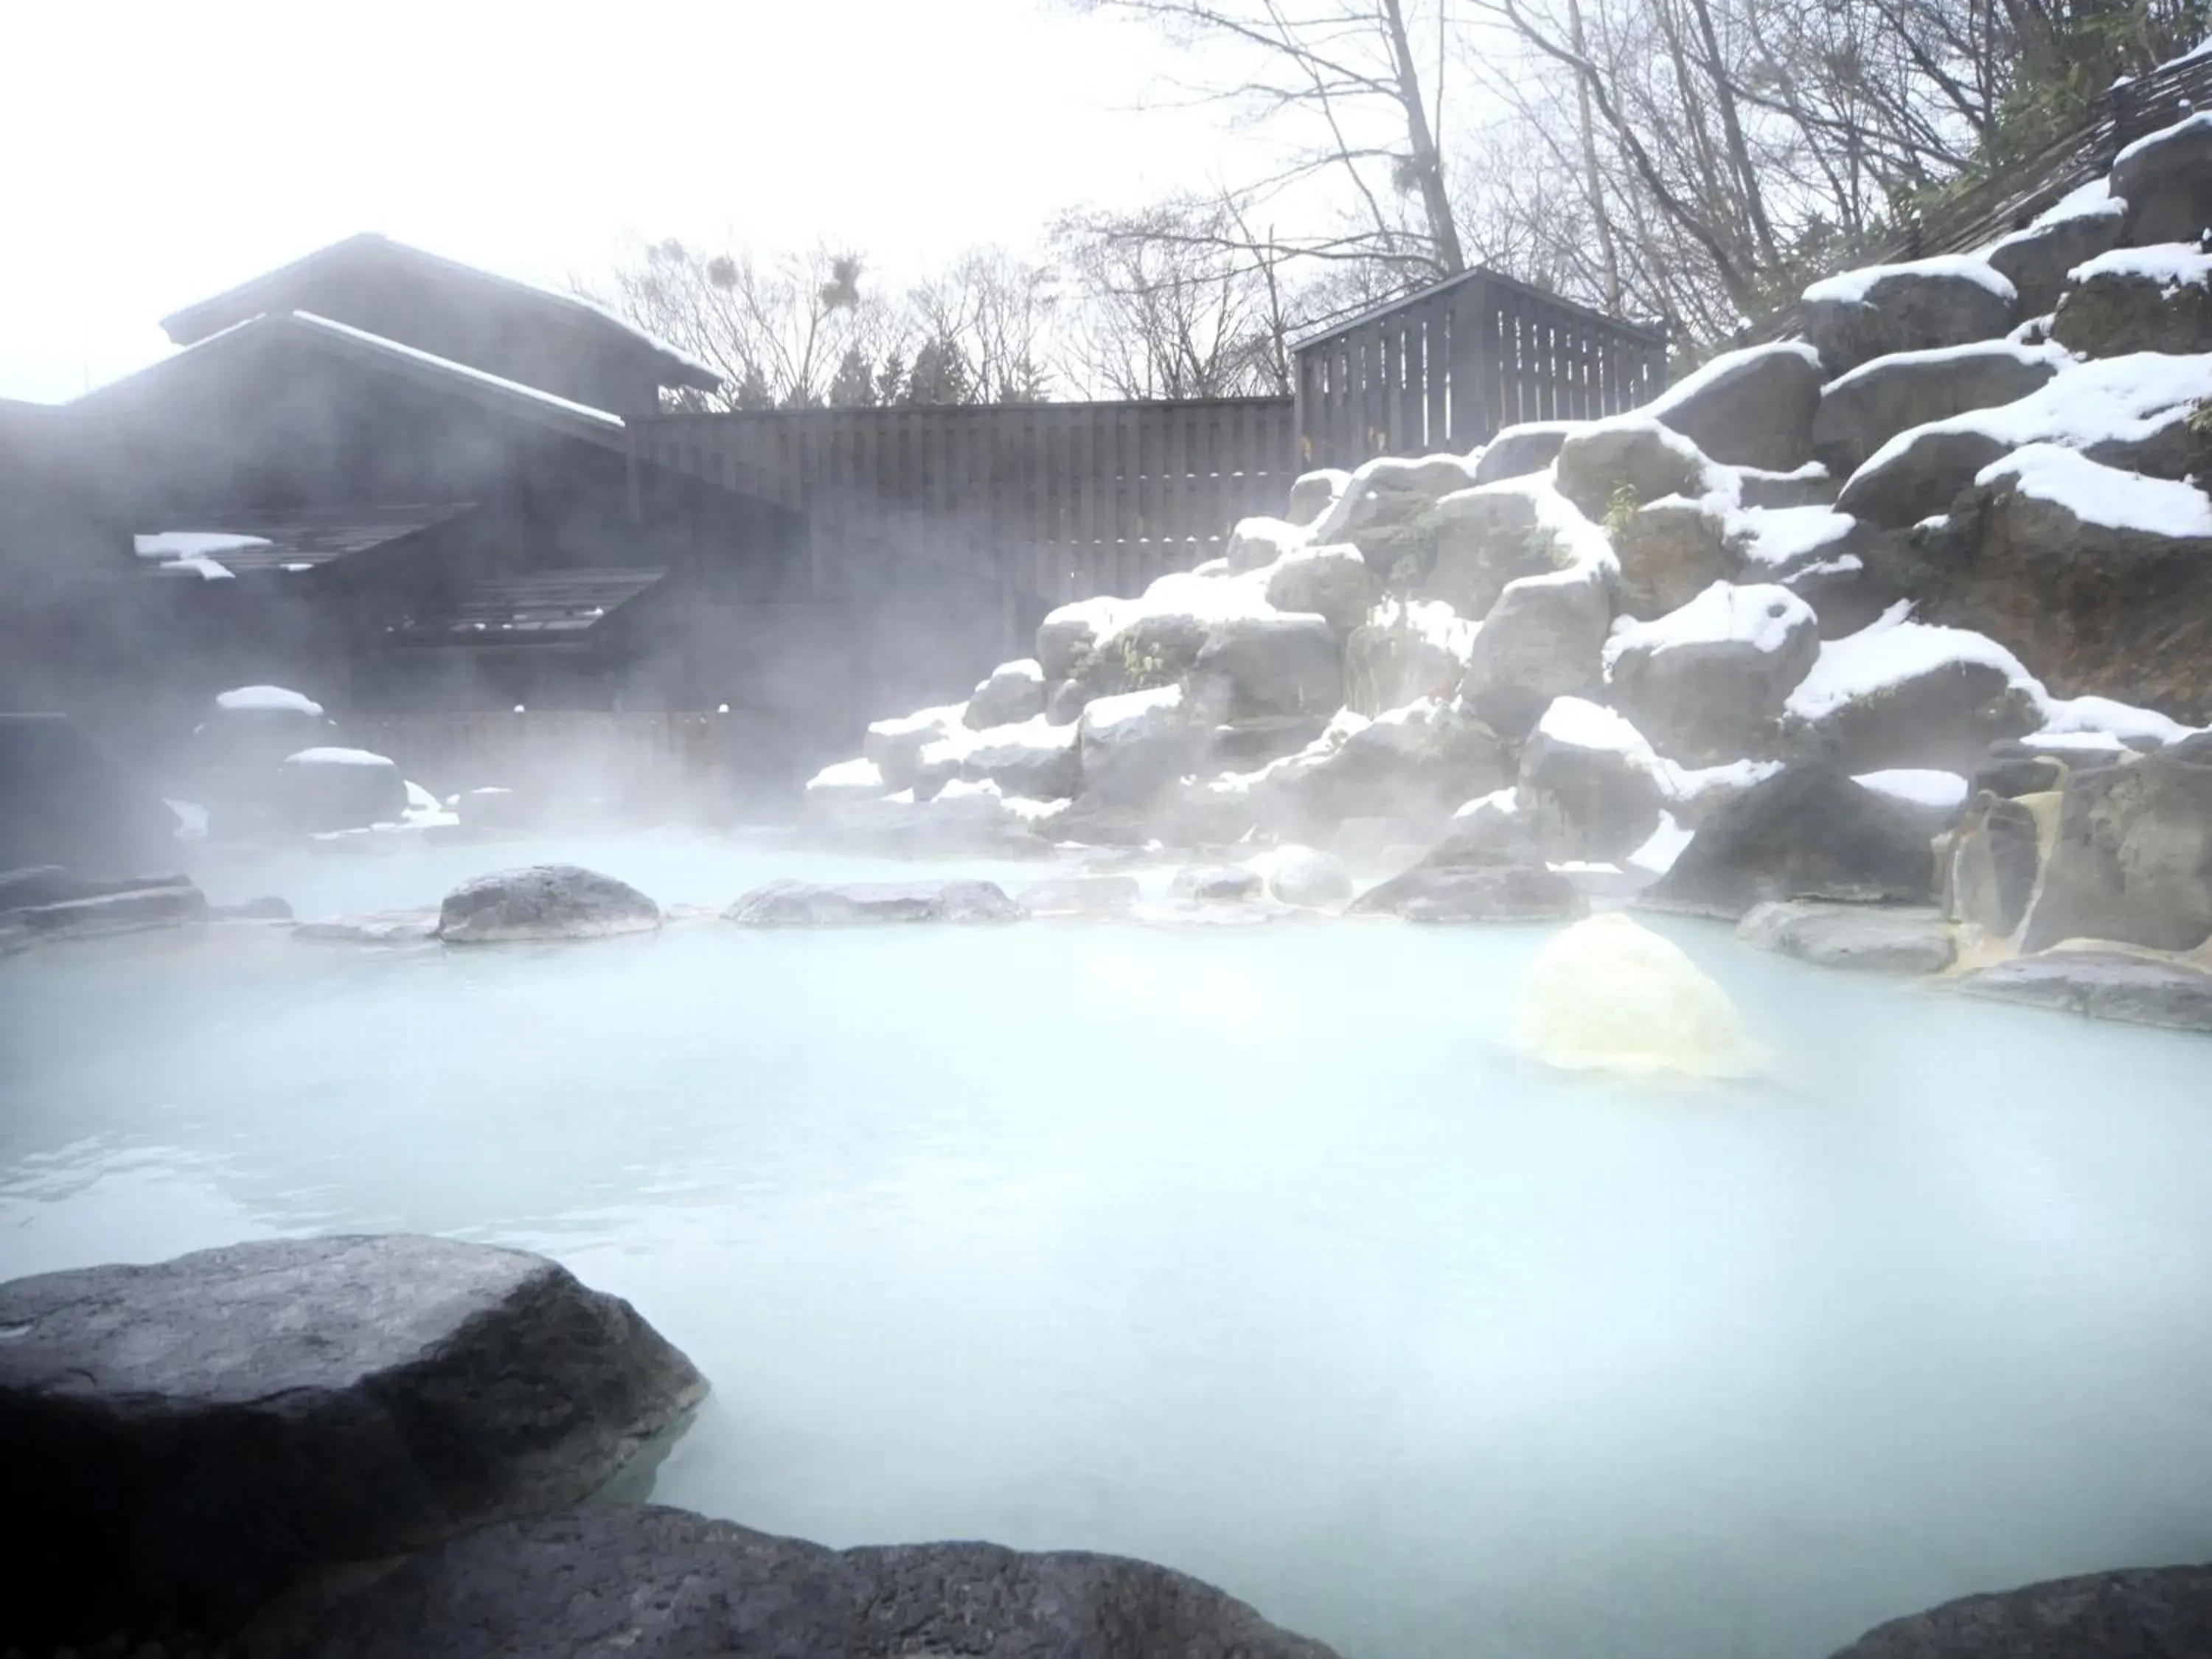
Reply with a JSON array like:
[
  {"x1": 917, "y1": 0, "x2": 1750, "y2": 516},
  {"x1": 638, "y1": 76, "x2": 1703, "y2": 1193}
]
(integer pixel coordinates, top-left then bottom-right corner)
[{"x1": 4, "y1": 831, "x2": 2211, "y2": 1659}]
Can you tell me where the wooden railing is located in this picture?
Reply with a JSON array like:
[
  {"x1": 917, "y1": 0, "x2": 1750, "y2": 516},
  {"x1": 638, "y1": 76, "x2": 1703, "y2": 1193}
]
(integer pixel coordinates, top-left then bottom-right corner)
[
  {"x1": 633, "y1": 399, "x2": 1301, "y2": 605},
  {"x1": 1292, "y1": 268, "x2": 1669, "y2": 468}
]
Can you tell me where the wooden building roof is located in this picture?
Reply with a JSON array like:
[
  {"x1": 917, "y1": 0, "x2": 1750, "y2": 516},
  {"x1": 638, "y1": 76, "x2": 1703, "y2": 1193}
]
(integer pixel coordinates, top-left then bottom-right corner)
[
  {"x1": 382, "y1": 568, "x2": 666, "y2": 645},
  {"x1": 131, "y1": 504, "x2": 476, "y2": 577}
]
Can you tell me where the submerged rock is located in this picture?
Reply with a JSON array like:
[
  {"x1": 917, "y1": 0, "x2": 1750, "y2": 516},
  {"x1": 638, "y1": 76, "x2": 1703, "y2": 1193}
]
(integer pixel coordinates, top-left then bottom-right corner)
[
  {"x1": 0, "y1": 1236, "x2": 706, "y2": 1648},
  {"x1": 1347, "y1": 863, "x2": 1585, "y2": 922},
  {"x1": 437, "y1": 864, "x2": 661, "y2": 942},
  {"x1": 1829, "y1": 1562, "x2": 2212, "y2": 1658},
  {"x1": 283, "y1": 1501, "x2": 1342, "y2": 1659},
  {"x1": 1947, "y1": 950, "x2": 2212, "y2": 1034},
  {"x1": 726, "y1": 878, "x2": 1022, "y2": 926},
  {"x1": 1736, "y1": 900, "x2": 1956, "y2": 973},
  {"x1": 1518, "y1": 911, "x2": 1755, "y2": 1074}
]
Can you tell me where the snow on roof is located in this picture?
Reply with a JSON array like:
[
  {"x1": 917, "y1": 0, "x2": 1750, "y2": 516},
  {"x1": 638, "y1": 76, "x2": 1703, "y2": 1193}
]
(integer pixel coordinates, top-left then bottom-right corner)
[
  {"x1": 2067, "y1": 243, "x2": 2212, "y2": 289},
  {"x1": 1977, "y1": 443, "x2": 2212, "y2": 538},
  {"x1": 216, "y1": 684, "x2": 324, "y2": 716},
  {"x1": 1602, "y1": 582, "x2": 1814, "y2": 672},
  {"x1": 1802, "y1": 254, "x2": 2017, "y2": 308},
  {"x1": 1727, "y1": 504, "x2": 1856, "y2": 570},
  {"x1": 291, "y1": 311, "x2": 626, "y2": 430},
  {"x1": 807, "y1": 757, "x2": 885, "y2": 793},
  {"x1": 2115, "y1": 108, "x2": 2212, "y2": 170},
  {"x1": 1855, "y1": 350, "x2": 2212, "y2": 479},
  {"x1": 283, "y1": 745, "x2": 397, "y2": 768},
  {"x1": 1854, "y1": 768, "x2": 1969, "y2": 810},
  {"x1": 1784, "y1": 602, "x2": 2043, "y2": 722}
]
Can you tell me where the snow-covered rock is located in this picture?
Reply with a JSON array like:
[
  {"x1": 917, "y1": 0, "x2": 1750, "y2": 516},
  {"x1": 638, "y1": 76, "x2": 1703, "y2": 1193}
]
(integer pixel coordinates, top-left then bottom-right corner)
[
  {"x1": 1251, "y1": 700, "x2": 1511, "y2": 842},
  {"x1": 1037, "y1": 597, "x2": 1133, "y2": 684},
  {"x1": 1516, "y1": 697, "x2": 1666, "y2": 861},
  {"x1": 1283, "y1": 469, "x2": 1350, "y2": 528},
  {"x1": 939, "y1": 717, "x2": 1082, "y2": 802},
  {"x1": 2110, "y1": 110, "x2": 2212, "y2": 247},
  {"x1": 1781, "y1": 603, "x2": 2044, "y2": 772},
  {"x1": 1225, "y1": 515, "x2": 1310, "y2": 575},
  {"x1": 1811, "y1": 341, "x2": 2063, "y2": 475},
  {"x1": 2051, "y1": 243, "x2": 2212, "y2": 358},
  {"x1": 1262, "y1": 543, "x2": 1378, "y2": 635},
  {"x1": 1077, "y1": 684, "x2": 1207, "y2": 808},
  {"x1": 1460, "y1": 566, "x2": 1612, "y2": 737},
  {"x1": 1189, "y1": 613, "x2": 1342, "y2": 719},
  {"x1": 1472, "y1": 421, "x2": 1578, "y2": 484},
  {"x1": 1644, "y1": 764, "x2": 1941, "y2": 917},
  {"x1": 863, "y1": 703, "x2": 965, "y2": 792},
  {"x1": 1611, "y1": 495, "x2": 1737, "y2": 619},
  {"x1": 1604, "y1": 582, "x2": 1820, "y2": 762},
  {"x1": 1169, "y1": 863, "x2": 1265, "y2": 904},
  {"x1": 804, "y1": 757, "x2": 887, "y2": 801},
  {"x1": 1310, "y1": 452, "x2": 1481, "y2": 546},
  {"x1": 1426, "y1": 475, "x2": 1576, "y2": 616},
  {"x1": 1986, "y1": 181, "x2": 2128, "y2": 316},
  {"x1": 275, "y1": 745, "x2": 408, "y2": 833},
  {"x1": 964, "y1": 658, "x2": 1047, "y2": 729},
  {"x1": 1259, "y1": 844, "x2": 1354, "y2": 908},
  {"x1": 437, "y1": 864, "x2": 661, "y2": 942},
  {"x1": 1646, "y1": 340, "x2": 1824, "y2": 472},
  {"x1": 1554, "y1": 415, "x2": 1718, "y2": 521},
  {"x1": 1801, "y1": 255, "x2": 2019, "y2": 375}
]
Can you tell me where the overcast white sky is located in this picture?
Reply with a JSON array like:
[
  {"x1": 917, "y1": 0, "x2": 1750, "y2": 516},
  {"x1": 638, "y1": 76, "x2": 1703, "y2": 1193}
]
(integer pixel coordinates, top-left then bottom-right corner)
[{"x1": 0, "y1": 0, "x2": 1267, "y2": 404}]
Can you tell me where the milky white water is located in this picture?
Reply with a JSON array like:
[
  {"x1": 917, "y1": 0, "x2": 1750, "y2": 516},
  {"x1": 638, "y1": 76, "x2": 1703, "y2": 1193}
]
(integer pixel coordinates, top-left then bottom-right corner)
[{"x1": 5, "y1": 832, "x2": 2212, "y2": 1659}]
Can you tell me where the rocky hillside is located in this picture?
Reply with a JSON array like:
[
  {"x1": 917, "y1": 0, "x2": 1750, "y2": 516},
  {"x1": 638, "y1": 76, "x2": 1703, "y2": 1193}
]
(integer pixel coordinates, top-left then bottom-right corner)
[{"x1": 801, "y1": 108, "x2": 2212, "y2": 1009}]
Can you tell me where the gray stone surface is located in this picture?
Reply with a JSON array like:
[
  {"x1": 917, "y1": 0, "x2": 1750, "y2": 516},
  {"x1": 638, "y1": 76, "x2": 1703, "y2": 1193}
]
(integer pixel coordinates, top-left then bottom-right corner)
[
  {"x1": 1607, "y1": 584, "x2": 1819, "y2": 763},
  {"x1": 1835, "y1": 425, "x2": 2011, "y2": 528},
  {"x1": 1284, "y1": 468, "x2": 1349, "y2": 527},
  {"x1": 1191, "y1": 614, "x2": 1344, "y2": 720},
  {"x1": 1253, "y1": 704, "x2": 1510, "y2": 843},
  {"x1": 1472, "y1": 421, "x2": 1576, "y2": 484},
  {"x1": 437, "y1": 864, "x2": 661, "y2": 942},
  {"x1": 1554, "y1": 420, "x2": 1711, "y2": 521},
  {"x1": 2111, "y1": 114, "x2": 2212, "y2": 246},
  {"x1": 1016, "y1": 875, "x2": 1141, "y2": 917},
  {"x1": 1811, "y1": 344, "x2": 2059, "y2": 476},
  {"x1": 288, "y1": 1501, "x2": 1342, "y2": 1659},
  {"x1": 2023, "y1": 744, "x2": 2212, "y2": 953},
  {"x1": 1949, "y1": 950, "x2": 2212, "y2": 1034},
  {"x1": 1986, "y1": 202, "x2": 2126, "y2": 316},
  {"x1": 1517, "y1": 717, "x2": 1666, "y2": 863},
  {"x1": 1347, "y1": 863, "x2": 1587, "y2": 922},
  {"x1": 1425, "y1": 483, "x2": 1556, "y2": 617},
  {"x1": 961, "y1": 723, "x2": 1082, "y2": 803},
  {"x1": 1802, "y1": 263, "x2": 2018, "y2": 376},
  {"x1": 1343, "y1": 612, "x2": 1470, "y2": 714},
  {"x1": 1646, "y1": 765, "x2": 1938, "y2": 917},
  {"x1": 726, "y1": 879, "x2": 1022, "y2": 926},
  {"x1": 1264, "y1": 544, "x2": 1378, "y2": 636},
  {"x1": 1265, "y1": 846, "x2": 1354, "y2": 907},
  {"x1": 1736, "y1": 900, "x2": 1957, "y2": 973},
  {"x1": 1613, "y1": 498, "x2": 1737, "y2": 619},
  {"x1": 1169, "y1": 863, "x2": 1265, "y2": 902},
  {"x1": 276, "y1": 749, "x2": 410, "y2": 835},
  {"x1": 2052, "y1": 259, "x2": 2212, "y2": 358},
  {"x1": 964, "y1": 659, "x2": 1048, "y2": 730},
  {"x1": 1461, "y1": 569, "x2": 1611, "y2": 739},
  {"x1": 0, "y1": 1236, "x2": 706, "y2": 1647},
  {"x1": 0, "y1": 878, "x2": 209, "y2": 951},
  {"x1": 1649, "y1": 341, "x2": 1824, "y2": 472},
  {"x1": 1784, "y1": 656, "x2": 2042, "y2": 777}
]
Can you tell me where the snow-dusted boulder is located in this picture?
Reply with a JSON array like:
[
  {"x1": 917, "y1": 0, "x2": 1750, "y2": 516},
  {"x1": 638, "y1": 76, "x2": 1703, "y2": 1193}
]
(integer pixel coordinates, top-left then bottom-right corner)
[
  {"x1": 1811, "y1": 341, "x2": 2062, "y2": 476},
  {"x1": 1460, "y1": 566, "x2": 1612, "y2": 738},
  {"x1": 727, "y1": 878, "x2": 1021, "y2": 926},
  {"x1": 2021, "y1": 736, "x2": 2212, "y2": 953},
  {"x1": 955, "y1": 717, "x2": 1083, "y2": 801},
  {"x1": 1611, "y1": 497, "x2": 1736, "y2": 619},
  {"x1": 1077, "y1": 684, "x2": 1207, "y2": 807},
  {"x1": 1852, "y1": 767, "x2": 1970, "y2": 835},
  {"x1": 1425, "y1": 788, "x2": 1545, "y2": 868},
  {"x1": 1516, "y1": 912, "x2": 1753, "y2": 1075},
  {"x1": 1349, "y1": 860, "x2": 1585, "y2": 922},
  {"x1": 190, "y1": 686, "x2": 340, "y2": 833},
  {"x1": 1189, "y1": 613, "x2": 1341, "y2": 719},
  {"x1": 275, "y1": 746, "x2": 408, "y2": 833},
  {"x1": 1209, "y1": 714, "x2": 1333, "y2": 769},
  {"x1": 1343, "y1": 599, "x2": 1475, "y2": 714},
  {"x1": 1987, "y1": 185, "x2": 2128, "y2": 316},
  {"x1": 1169, "y1": 863, "x2": 1265, "y2": 903},
  {"x1": 1516, "y1": 698, "x2": 1666, "y2": 861},
  {"x1": 437, "y1": 864, "x2": 661, "y2": 942},
  {"x1": 1253, "y1": 702, "x2": 1512, "y2": 841},
  {"x1": 2110, "y1": 111, "x2": 2212, "y2": 247},
  {"x1": 1225, "y1": 515, "x2": 1309, "y2": 575},
  {"x1": 803, "y1": 757, "x2": 886, "y2": 802},
  {"x1": 1736, "y1": 900, "x2": 1956, "y2": 973},
  {"x1": 1283, "y1": 469, "x2": 1350, "y2": 528},
  {"x1": 1262, "y1": 844, "x2": 1354, "y2": 908},
  {"x1": 1941, "y1": 445, "x2": 2212, "y2": 721},
  {"x1": 1647, "y1": 341, "x2": 1824, "y2": 473},
  {"x1": 1036, "y1": 596, "x2": 1132, "y2": 684},
  {"x1": 1952, "y1": 950, "x2": 2212, "y2": 1033},
  {"x1": 2051, "y1": 245, "x2": 2212, "y2": 358},
  {"x1": 1045, "y1": 679, "x2": 1088, "y2": 726},
  {"x1": 1731, "y1": 460, "x2": 1836, "y2": 509},
  {"x1": 1262, "y1": 543, "x2": 1377, "y2": 635},
  {"x1": 863, "y1": 703, "x2": 964, "y2": 792},
  {"x1": 1472, "y1": 421, "x2": 1576, "y2": 484},
  {"x1": 456, "y1": 785, "x2": 532, "y2": 831},
  {"x1": 1644, "y1": 764, "x2": 1939, "y2": 916},
  {"x1": 1604, "y1": 582, "x2": 1820, "y2": 762},
  {"x1": 963, "y1": 659, "x2": 1047, "y2": 730},
  {"x1": 1781, "y1": 605, "x2": 2044, "y2": 773},
  {"x1": 1307, "y1": 453, "x2": 1480, "y2": 577},
  {"x1": 1800, "y1": 256, "x2": 2018, "y2": 376},
  {"x1": 1554, "y1": 416, "x2": 1715, "y2": 521}
]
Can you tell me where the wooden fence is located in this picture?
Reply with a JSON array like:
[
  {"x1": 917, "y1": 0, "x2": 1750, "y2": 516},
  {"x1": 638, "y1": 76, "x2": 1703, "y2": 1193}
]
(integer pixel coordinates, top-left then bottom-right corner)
[
  {"x1": 633, "y1": 399, "x2": 1301, "y2": 606},
  {"x1": 1736, "y1": 50, "x2": 2212, "y2": 348},
  {"x1": 1292, "y1": 268, "x2": 1669, "y2": 468}
]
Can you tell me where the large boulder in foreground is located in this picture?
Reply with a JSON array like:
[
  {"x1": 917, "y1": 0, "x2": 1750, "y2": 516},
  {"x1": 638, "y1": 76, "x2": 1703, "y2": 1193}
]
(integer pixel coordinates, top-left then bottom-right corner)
[
  {"x1": 1828, "y1": 1562, "x2": 2212, "y2": 1658},
  {"x1": 2110, "y1": 111, "x2": 2212, "y2": 247},
  {"x1": 0, "y1": 1236, "x2": 706, "y2": 1648},
  {"x1": 1645, "y1": 764, "x2": 1938, "y2": 916},
  {"x1": 437, "y1": 863, "x2": 661, "y2": 942},
  {"x1": 1800, "y1": 257, "x2": 2017, "y2": 376},
  {"x1": 1781, "y1": 613, "x2": 2042, "y2": 775},
  {"x1": 2022, "y1": 740, "x2": 2212, "y2": 953},
  {"x1": 286, "y1": 1502, "x2": 1342, "y2": 1659},
  {"x1": 1647, "y1": 340, "x2": 1823, "y2": 473},
  {"x1": 726, "y1": 878, "x2": 1021, "y2": 926}
]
